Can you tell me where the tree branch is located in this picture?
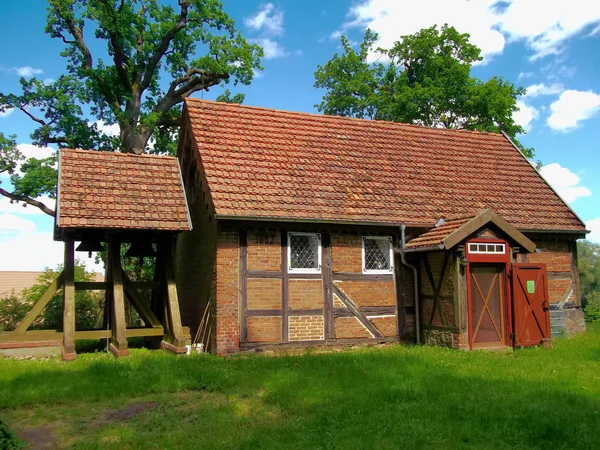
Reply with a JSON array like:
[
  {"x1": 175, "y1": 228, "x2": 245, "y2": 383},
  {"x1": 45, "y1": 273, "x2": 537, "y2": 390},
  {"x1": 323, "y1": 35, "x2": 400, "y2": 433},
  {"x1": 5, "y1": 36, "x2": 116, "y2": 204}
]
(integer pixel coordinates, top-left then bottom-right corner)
[
  {"x1": 59, "y1": 12, "x2": 93, "y2": 69},
  {"x1": 141, "y1": 0, "x2": 189, "y2": 90},
  {"x1": 16, "y1": 106, "x2": 47, "y2": 126},
  {"x1": 0, "y1": 188, "x2": 55, "y2": 216},
  {"x1": 100, "y1": 0, "x2": 132, "y2": 92}
]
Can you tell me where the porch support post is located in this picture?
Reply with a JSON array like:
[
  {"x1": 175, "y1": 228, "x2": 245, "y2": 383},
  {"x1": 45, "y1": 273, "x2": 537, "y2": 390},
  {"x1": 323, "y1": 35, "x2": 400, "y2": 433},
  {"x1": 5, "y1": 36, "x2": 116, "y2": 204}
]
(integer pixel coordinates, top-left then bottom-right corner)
[
  {"x1": 109, "y1": 238, "x2": 129, "y2": 357},
  {"x1": 62, "y1": 238, "x2": 77, "y2": 361}
]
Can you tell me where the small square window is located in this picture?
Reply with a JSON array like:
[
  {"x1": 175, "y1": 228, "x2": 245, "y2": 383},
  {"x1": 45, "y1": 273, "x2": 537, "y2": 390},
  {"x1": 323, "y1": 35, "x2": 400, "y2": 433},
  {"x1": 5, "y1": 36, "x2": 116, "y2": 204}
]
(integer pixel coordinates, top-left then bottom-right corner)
[
  {"x1": 468, "y1": 242, "x2": 506, "y2": 254},
  {"x1": 363, "y1": 236, "x2": 393, "y2": 273},
  {"x1": 288, "y1": 232, "x2": 321, "y2": 273}
]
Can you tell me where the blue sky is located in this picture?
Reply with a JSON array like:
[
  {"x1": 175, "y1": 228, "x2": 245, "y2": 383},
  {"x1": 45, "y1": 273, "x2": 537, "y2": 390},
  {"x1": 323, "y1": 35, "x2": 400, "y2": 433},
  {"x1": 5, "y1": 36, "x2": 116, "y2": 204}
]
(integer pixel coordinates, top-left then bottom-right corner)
[{"x1": 1, "y1": 0, "x2": 599, "y2": 271}]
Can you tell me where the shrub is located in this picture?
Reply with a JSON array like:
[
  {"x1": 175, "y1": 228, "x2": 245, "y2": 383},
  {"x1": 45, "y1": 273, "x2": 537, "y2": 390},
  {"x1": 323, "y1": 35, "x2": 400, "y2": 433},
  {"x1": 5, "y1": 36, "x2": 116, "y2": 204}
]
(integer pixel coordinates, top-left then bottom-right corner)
[
  {"x1": 0, "y1": 419, "x2": 24, "y2": 449},
  {"x1": 584, "y1": 291, "x2": 600, "y2": 322}
]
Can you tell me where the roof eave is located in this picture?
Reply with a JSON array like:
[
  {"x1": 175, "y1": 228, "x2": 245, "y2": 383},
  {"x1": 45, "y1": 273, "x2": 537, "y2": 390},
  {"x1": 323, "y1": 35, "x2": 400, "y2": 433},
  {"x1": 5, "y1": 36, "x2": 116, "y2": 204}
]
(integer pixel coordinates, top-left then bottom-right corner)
[{"x1": 215, "y1": 214, "x2": 433, "y2": 229}]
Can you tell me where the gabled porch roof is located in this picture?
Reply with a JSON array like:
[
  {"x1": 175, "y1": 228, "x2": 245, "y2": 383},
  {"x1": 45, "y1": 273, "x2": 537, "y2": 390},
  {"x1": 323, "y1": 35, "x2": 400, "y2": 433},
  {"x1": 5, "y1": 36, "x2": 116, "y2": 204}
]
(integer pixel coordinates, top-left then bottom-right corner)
[{"x1": 404, "y1": 209, "x2": 536, "y2": 253}]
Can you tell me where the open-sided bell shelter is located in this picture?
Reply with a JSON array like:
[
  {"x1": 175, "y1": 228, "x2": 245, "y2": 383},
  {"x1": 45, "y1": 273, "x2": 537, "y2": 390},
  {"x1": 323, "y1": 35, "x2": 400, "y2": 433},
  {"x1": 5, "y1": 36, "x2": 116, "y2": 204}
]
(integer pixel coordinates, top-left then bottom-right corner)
[{"x1": 176, "y1": 99, "x2": 588, "y2": 355}]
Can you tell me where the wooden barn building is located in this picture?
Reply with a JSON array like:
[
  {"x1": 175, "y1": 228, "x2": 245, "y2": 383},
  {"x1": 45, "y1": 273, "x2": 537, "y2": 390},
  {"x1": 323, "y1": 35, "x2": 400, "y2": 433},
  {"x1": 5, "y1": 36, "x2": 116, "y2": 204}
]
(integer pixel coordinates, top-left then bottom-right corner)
[{"x1": 0, "y1": 100, "x2": 588, "y2": 359}]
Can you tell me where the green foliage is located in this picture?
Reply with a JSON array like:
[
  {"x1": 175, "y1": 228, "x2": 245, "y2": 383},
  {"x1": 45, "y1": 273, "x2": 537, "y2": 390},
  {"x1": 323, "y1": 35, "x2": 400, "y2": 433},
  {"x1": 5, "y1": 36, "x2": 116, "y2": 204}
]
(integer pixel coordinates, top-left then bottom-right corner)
[
  {"x1": 1, "y1": 330, "x2": 600, "y2": 448},
  {"x1": 315, "y1": 25, "x2": 533, "y2": 158},
  {"x1": 0, "y1": 419, "x2": 24, "y2": 450},
  {"x1": 0, "y1": 262, "x2": 104, "y2": 332},
  {"x1": 577, "y1": 240, "x2": 600, "y2": 320},
  {"x1": 0, "y1": 294, "x2": 31, "y2": 332},
  {"x1": 583, "y1": 291, "x2": 600, "y2": 322},
  {"x1": 215, "y1": 88, "x2": 245, "y2": 104},
  {"x1": 0, "y1": 0, "x2": 263, "y2": 214}
]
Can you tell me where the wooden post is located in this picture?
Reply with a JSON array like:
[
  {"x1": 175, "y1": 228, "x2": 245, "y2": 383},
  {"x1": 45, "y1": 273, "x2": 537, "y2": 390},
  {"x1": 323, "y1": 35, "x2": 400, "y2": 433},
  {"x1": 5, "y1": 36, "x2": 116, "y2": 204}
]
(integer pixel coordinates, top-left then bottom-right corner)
[
  {"x1": 321, "y1": 233, "x2": 335, "y2": 340},
  {"x1": 280, "y1": 230, "x2": 289, "y2": 343},
  {"x1": 159, "y1": 236, "x2": 187, "y2": 353},
  {"x1": 109, "y1": 239, "x2": 129, "y2": 357},
  {"x1": 239, "y1": 229, "x2": 248, "y2": 343},
  {"x1": 62, "y1": 239, "x2": 77, "y2": 361}
]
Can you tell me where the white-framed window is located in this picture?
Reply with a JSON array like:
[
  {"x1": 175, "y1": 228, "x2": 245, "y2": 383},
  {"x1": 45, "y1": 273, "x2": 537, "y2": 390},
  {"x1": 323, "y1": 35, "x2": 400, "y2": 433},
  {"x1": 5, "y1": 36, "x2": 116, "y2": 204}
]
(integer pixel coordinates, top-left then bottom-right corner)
[
  {"x1": 468, "y1": 242, "x2": 506, "y2": 254},
  {"x1": 362, "y1": 236, "x2": 393, "y2": 274},
  {"x1": 288, "y1": 232, "x2": 322, "y2": 273}
]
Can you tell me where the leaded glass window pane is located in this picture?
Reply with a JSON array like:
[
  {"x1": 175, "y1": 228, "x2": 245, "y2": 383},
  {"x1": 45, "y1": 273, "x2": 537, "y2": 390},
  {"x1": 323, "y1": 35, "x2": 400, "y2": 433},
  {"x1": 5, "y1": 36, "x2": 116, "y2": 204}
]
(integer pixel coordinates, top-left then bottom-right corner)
[
  {"x1": 289, "y1": 233, "x2": 320, "y2": 270},
  {"x1": 363, "y1": 237, "x2": 392, "y2": 272}
]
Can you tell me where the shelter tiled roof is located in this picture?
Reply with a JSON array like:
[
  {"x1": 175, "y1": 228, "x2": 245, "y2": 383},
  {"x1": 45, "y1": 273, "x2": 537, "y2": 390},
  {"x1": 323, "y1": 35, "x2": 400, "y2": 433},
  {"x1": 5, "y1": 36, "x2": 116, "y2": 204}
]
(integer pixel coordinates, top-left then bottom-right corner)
[
  {"x1": 57, "y1": 149, "x2": 190, "y2": 231},
  {"x1": 405, "y1": 216, "x2": 472, "y2": 250},
  {"x1": 185, "y1": 99, "x2": 586, "y2": 232}
]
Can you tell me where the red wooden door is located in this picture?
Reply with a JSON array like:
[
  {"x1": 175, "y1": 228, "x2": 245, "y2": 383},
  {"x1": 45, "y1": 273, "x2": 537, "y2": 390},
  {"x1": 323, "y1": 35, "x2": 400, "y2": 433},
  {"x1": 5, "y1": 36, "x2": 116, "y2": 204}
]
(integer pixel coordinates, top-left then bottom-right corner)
[
  {"x1": 511, "y1": 264, "x2": 551, "y2": 347},
  {"x1": 469, "y1": 264, "x2": 507, "y2": 348}
]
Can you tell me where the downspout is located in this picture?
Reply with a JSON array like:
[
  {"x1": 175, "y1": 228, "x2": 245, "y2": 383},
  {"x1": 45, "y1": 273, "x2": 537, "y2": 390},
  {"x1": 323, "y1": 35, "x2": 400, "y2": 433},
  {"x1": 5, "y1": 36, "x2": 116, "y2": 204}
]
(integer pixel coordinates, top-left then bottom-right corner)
[{"x1": 400, "y1": 224, "x2": 421, "y2": 344}]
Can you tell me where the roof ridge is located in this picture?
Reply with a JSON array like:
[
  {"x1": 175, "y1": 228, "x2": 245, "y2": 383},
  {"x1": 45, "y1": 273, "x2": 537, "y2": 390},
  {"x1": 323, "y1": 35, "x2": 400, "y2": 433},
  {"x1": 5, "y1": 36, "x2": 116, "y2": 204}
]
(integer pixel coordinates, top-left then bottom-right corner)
[
  {"x1": 185, "y1": 98, "x2": 505, "y2": 138},
  {"x1": 62, "y1": 148, "x2": 177, "y2": 160}
]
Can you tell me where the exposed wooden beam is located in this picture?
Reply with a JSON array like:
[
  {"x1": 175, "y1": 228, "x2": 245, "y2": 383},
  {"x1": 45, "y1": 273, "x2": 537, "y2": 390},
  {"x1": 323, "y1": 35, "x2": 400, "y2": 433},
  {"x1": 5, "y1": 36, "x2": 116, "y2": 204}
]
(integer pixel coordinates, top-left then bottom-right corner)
[
  {"x1": 122, "y1": 271, "x2": 163, "y2": 328},
  {"x1": 332, "y1": 284, "x2": 383, "y2": 338},
  {"x1": 322, "y1": 233, "x2": 335, "y2": 339},
  {"x1": 160, "y1": 237, "x2": 186, "y2": 350},
  {"x1": 281, "y1": 230, "x2": 289, "y2": 343},
  {"x1": 240, "y1": 229, "x2": 248, "y2": 343},
  {"x1": 14, "y1": 271, "x2": 64, "y2": 333}
]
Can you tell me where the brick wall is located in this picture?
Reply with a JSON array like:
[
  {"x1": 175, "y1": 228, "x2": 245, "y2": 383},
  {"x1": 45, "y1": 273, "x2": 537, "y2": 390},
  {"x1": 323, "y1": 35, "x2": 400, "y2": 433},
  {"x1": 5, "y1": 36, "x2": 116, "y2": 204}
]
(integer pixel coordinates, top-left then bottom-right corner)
[
  {"x1": 370, "y1": 316, "x2": 397, "y2": 337},
  {"x1": 289, "y1": 315, "x2": 324, "y2": 341},
  {"x1": 335, "y1": 317, "x2": 372, "y2": 339},
  {"x1": 247, "y1": 317, "x2": 281, "y2": 343},
  {"x1": 247, "y1": 230, "x2": 281, "y2": 271},
  {"x1": 247, "y1": 279, "x2": 281, "y2": 309},
  {"x1": 215, "y1": 231, "x2": 240, "y2": 354},
  {"x1": 332, "y1": 234, "x2": 362, "y2": 273},
  {"x1": 175, "y1": 146, "x2": 218, "y2": 351},
  {"x1": 289, "y1": 279, "x2": 323, "y2": 309}
]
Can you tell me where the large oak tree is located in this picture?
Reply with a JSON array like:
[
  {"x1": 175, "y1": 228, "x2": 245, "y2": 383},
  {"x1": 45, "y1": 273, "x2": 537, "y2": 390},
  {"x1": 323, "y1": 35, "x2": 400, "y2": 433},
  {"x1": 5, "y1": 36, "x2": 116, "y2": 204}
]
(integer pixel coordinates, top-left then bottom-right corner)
[
  {"x1": 315, "y1": 25, "x2": 533, "y2": 158},
  {"x1": 0, "y1": 0, "x2": 262, "y2": 216}
]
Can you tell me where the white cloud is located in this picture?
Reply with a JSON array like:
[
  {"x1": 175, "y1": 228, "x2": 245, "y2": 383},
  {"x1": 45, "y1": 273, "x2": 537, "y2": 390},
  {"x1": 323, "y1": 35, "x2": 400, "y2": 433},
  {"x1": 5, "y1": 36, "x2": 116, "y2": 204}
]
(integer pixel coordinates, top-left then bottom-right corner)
[
  {"x1": 16, "y1": 143, "x2": 56, "y2": 161},
  {"x1": 335, "y1": 0, "x2": 600, "y2": 62},
  {"x1": 513, "y1": 100, "x2": 539, "y2": 131},
  {"x1": 539, "y1": 163, "x2": 592, "y2": 203},
  {"x1": 585, "y1": 218, "x2": 600, "y2": 243},
  {"x1": 0, "y1": 214, "x2": 102, "y2": 272},
  {"x1": 547, "y1": 90, "x2": 600, "y2": 132},
  {"x1": 517, "y1": 71, "x2": 534, "y2": 80},
  {"x1": 525, "y1": 82, "x2": 564, "y2": 97},
  {"x1": 0, "y1": 108, "x2": 14, "y2": 118},
  {"x1": 253, "y1": 38, "x2": 289, "y2": 59},
  {"x1": 13, "y1": 66, "x2": 43, "y2": 77},
  {"x1": 244, "y1": 3, "x2": 284, "y2": 36},
  {"x1": 0, "y1": 214, "x2": 36, "y2": 233},
  {"x1": 94, "y1": 120, "x2": 120, "y2": 137}
]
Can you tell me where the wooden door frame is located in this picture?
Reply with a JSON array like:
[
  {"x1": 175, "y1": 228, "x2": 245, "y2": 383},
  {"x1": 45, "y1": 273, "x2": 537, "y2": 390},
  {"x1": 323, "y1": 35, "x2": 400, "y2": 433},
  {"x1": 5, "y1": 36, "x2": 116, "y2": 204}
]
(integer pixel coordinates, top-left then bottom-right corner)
[{"x1": 465, "y1": 238, "x2": 512, "y2": 350}]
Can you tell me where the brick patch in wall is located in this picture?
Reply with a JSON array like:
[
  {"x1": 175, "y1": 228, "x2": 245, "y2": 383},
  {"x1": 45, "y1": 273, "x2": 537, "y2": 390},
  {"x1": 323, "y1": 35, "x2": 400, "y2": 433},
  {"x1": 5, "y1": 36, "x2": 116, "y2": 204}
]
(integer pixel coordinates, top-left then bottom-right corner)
[
  {"x1": 334, "y1": 316, "x2": 373, "y2": 339},
  {"x1": 288, "y1": 315, "x2": 324, "y2": 341},
  {"x1": 247, "y1": 278, "x2": 282, "y2": 309},
  {"x1": 334, "y1": 280, "x2": 396, "y2": 307},
  {"x1": 289, "y1": 279, "x2": 323, "y2": 309},
  {"x1": 369, "y1": 316, "x2": 397, "y2": 337},
  {"x1": 331, "y1": 234, "x2": 363, "y2": 273},
  {"x1": 247, "y1": 316, "x2": 282, "y2": 343},
  {"x1": 247, "y1": 230, "x2": 281, "y2": 272}
]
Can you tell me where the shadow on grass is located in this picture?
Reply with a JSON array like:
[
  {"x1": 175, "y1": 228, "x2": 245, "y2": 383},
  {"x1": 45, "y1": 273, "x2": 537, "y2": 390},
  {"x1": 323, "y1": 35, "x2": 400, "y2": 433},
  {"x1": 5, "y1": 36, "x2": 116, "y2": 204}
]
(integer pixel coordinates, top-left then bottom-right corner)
[{"x1": 1, "y1": 334, "x2": 599, "y2": 449}]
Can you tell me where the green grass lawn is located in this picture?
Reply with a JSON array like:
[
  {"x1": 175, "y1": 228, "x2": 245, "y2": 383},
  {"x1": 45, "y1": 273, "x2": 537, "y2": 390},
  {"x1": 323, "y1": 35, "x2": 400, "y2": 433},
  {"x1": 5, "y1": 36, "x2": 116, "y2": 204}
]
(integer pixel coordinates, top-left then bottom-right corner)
[{"x1": 1, "y1": 327, "x2": 599, "y2": 449}]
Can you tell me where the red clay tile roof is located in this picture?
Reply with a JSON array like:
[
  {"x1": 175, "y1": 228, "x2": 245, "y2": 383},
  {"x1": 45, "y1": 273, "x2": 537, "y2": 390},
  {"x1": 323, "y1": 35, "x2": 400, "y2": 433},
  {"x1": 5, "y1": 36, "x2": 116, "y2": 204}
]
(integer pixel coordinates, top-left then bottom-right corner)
[
  {"x1": 405, "y1": 216, "x2": 472, "y2": 250},
  {"x1": 185, "y1": 99, "x2": 586, "y2": 232},
  {"x1": 57, "y1": 149, "x2": 190, "y2": 231}
]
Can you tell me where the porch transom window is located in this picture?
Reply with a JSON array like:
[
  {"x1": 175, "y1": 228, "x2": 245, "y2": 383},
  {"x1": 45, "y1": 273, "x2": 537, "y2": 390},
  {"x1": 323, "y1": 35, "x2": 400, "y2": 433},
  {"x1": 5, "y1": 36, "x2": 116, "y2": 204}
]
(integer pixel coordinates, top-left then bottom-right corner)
[
  {"x1": 288, "y1": 232, "x2": 321, "y2": 273},
  {"x1": 468, "y1": 242, "x2": 506, "y2": 254},
  {"x1": 363, "y1": 236, "x2": 393, "y2": 274}
]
